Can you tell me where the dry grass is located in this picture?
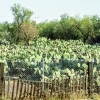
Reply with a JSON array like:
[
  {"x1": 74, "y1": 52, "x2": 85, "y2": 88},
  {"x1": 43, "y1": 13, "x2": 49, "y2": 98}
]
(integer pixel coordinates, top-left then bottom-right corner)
[
  {"x1": 1, "y1": 91, "x2": 100, "y2": 100},
  {"x1": 1, "y1": 95, "x2": 100, "y2": 100}
]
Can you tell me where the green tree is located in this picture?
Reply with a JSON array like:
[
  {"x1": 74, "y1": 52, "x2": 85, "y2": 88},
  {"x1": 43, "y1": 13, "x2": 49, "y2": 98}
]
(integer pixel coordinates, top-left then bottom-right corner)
[
  {"x1": 7, "y1": 23, "x2": 17, "y2": 44},
  {"x1": 0, "y1": 22, "x2": 9, "y2": 41},
  {"x1": 91, "y1": 15, "x2": 100, "y2": 43},
  {"x1": 38, "y1": 20, "x2": 58, "y2": 39},
  {"x1": 11, "y1": 3, "x2": 33, "y2": 43},
  {"x1": 58, "y1": 14, "x2": 70, "y2": 40},
  {"x1": 38, "y1": 13, "x2": 100, "y2": 44},
  {"x1": 55, "y1": 14, "x2": 81, "y2": 40},
  {"x1": 81, "y1": 16, "x2": 94, "y2": 43},
  {"x1": 69, "y1": 15, "x2": 94, "y2": 43},
  {"x1": 59, "y1": 14, "x2": 82, "y2": 40},
  {"x1": 68, "y1": 16, "x2": 82, "y2": 39}
]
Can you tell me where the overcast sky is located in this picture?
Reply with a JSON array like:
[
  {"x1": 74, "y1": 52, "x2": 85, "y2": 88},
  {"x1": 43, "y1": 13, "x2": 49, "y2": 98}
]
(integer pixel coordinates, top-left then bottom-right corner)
[{"x1": 0, "y1": 0, "x2": 100, "y2": 23}]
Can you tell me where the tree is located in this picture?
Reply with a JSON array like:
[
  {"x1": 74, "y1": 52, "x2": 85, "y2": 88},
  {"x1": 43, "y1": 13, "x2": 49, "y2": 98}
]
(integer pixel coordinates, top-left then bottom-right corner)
[
  {"x1": 38, "y1": 20, "x2": 58, "y2": 39},
  {"x1": 19, "y1": 22, "x2": 38, "y2": 45},
  {"x1": 69, "y1": 15, "x2": 94, "y2": 43},
  {"x1": 91, "y1": 15, "x2": 100, "y2": 43},
  {"x1": 37, "y1": 13, "x2": 100, "y2": 43},
  {"x1": 0, "y1": 22, "x2": 10, "y2": 41},
  {"x1": 11, "y1": 4, "x2": 33, "y2": 43},
  {"x1": 79, "y1": 16, "x2": 94, "y2": 43},
  {"x1": 7, "y1": 23, "x2": 18, "y2": 44},
  {"x1": 57, "y1": 14, "x2": 81, "y2": 40}
]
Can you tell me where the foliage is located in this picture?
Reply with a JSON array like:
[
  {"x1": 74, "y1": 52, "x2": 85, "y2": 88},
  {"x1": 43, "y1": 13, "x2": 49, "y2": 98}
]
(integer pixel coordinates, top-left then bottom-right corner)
[
  {"x1": 38, "y1": 20, "x2": 58, "y2": 39},
  {"x1": 0, "y1": 22, "x2": 9, "y2": 40},
  {"x1": 19, "y1": 22, "x2": 38, "y2": 45},
  {"x1": 38, "y1": 14, "x2": 100, "y2": 43},
  {"x1": 10, "y1": 4, "x2": 37, "y2": 44},
  {"x1": 0, "y1": 6, "x2": 100, "y2": 44},
  {"x1": 0, "y1": 37, "x2": 100, "y2": 81},
  {"x1": 11, "y1": 3, "x2": 33, "y2": 26}
]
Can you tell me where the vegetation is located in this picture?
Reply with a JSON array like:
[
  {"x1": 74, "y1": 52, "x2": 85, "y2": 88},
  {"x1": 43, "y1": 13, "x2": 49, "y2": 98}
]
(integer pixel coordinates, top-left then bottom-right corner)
[
  {"x1": 0, "y1": 3, "x2": 100, "y2": 99},
  {"x1": 0, "y1": 4, "x2": 100, "y2": 44},
  {"x1": 0, "y1": 4, "x2": 38, "y2": 45},
  {"x1": 0, "y1": 3, "x2": 99, "y2": 80},
  {"x1": 19, "y1": 22, "x2": 38, "y2": 45},
  {"x1": 1, "y1": 93, "x2": 100, "y2": 100},
  {"x1": 1, "y1": 37, "x2": 100, "y2": 62},
  {"x1": 0, "y1": 37, "x2": 100, "y2": 82},
  {"x1": 37, "y1": 14, "x2": 100, "y2": 44}
]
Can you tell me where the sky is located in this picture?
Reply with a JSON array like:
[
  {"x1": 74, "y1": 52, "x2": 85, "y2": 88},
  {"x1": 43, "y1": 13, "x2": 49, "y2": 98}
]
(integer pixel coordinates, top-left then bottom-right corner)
[{"x1": 0, "y1": 0, "x2": 100, "y2": 23}]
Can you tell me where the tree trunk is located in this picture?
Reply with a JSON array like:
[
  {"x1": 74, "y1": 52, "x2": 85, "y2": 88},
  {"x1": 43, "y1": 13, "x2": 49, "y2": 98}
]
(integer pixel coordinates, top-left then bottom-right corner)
[{"x1": 26, "y1": 39, "x2": 30, "y2": 46}]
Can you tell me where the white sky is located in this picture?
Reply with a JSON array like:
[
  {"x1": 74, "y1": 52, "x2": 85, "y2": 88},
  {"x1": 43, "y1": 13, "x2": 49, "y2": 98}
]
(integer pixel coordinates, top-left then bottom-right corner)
[{"x1": 0, "y1": 0, "x2": 100, "y2": 23}]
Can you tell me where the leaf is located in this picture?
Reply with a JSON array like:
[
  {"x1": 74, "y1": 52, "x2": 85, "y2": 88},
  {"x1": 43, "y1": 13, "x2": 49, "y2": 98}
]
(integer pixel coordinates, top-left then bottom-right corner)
[
  {"x1": 77, "y1": 63, "x2": 80, "y2": 67},
  {"x1": 82, "y1": 63, "x2": 88, "y2": 70}
]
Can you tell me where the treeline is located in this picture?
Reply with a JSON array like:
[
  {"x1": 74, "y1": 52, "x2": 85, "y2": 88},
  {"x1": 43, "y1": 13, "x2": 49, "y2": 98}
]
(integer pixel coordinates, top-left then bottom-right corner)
[
  {"x1": 0, "y1": 4, "x2": 100, "y2": 45},
  {"x1": 38, "y1": 14, "x2": 100, "y2": 44}
]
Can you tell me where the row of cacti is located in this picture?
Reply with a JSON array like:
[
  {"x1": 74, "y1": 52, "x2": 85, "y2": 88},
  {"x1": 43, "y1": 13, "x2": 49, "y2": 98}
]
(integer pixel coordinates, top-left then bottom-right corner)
[{"x1": 0, "y1": 37, "x2": 100, "y2": 84}]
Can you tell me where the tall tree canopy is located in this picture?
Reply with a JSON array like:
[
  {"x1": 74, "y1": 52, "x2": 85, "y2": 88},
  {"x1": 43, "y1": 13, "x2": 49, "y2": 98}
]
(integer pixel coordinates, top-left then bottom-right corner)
[
  {"x1": 38, "y1": 14, "x2": 100, "y2": 44},
  {"x1": 9, "y1": 4, "x2": 38, "y2": 44},
  {"x1": 11, "y1": 3, "x2": 33, "y2": 27}
]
